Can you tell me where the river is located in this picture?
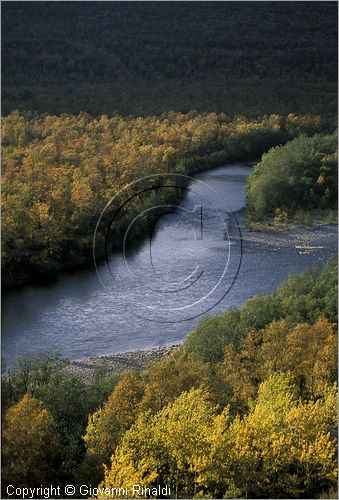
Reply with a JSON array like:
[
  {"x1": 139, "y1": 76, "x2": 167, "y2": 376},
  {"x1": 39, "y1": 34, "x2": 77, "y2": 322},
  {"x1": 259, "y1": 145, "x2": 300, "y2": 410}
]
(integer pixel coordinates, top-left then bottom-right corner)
[{"x1": 2, "y1": 163, "x2": 337, "y2": 366}]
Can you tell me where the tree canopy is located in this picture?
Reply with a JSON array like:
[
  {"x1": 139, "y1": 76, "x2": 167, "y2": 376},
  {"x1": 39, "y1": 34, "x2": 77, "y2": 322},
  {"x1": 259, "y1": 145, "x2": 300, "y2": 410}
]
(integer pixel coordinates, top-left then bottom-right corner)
[
  {"x1": 247, "y1": 132, "x2": 338, "y2": 222},
  {"x1": 3, "y1": 111, "x2": 330, "y2": 287},
  {"x1": 2, "y1": 394, "x2": 61, "y2": 487},
  {"x1": 2, "y1": 2, "x2": 337, "y2": 117}
]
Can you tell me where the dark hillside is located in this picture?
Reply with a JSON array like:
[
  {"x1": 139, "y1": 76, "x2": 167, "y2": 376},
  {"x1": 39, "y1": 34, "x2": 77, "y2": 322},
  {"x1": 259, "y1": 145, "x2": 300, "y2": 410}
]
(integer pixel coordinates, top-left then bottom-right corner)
[{"x1": 2, "y1": 2, "x2": 337, "y2": 116}]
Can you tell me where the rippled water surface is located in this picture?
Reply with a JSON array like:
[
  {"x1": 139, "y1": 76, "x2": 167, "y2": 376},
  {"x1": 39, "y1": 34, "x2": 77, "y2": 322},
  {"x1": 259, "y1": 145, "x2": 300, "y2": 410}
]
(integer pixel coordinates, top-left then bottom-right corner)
[{"x1": 2, "y1": 164, "x2": 337, "y2": 365}]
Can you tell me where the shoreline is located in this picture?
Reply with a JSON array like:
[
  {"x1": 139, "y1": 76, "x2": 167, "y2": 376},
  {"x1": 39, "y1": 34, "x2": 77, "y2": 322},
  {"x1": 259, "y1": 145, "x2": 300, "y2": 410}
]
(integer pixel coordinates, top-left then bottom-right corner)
[{"x1": 66, "y1": 345, "x2": 180, "y2": 382}]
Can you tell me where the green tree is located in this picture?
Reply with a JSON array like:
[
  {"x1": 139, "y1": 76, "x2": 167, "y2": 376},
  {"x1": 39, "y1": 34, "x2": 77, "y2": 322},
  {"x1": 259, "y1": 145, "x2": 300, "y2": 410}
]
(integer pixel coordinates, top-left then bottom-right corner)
[{"x1": 247, "y1": 132, "x2": 337, "y2": 221}]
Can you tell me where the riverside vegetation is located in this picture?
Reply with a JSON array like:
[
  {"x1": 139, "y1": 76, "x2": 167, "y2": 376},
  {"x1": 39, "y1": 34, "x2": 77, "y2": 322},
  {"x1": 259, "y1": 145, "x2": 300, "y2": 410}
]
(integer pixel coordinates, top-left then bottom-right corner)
[
  {"x1": 2, "y1": 112, "x2": 334, "y2": 288},
  {"x1": 247, "y1": 132, "x2": 338, "y2": 228},
  {"x1": 2, "y1": 1, "x2": 337, "y2": 288},
  {"x1": 2, "y1": 258, "x2": 337, "y2": 498}
]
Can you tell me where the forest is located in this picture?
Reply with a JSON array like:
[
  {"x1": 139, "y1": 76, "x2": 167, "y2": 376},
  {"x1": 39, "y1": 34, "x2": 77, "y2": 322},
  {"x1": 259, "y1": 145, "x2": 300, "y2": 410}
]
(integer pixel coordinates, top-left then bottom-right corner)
[
  {"x1": 2, "y1": 2, "x2": 338, "y2": 499},
  {"x1": 2, "y1": 258, "x2": 337, "y2": 498},
  {"x1": 2, "y1": 2, "x2": 337, "y2": 117},
  {"x1": 2, "y1": 112, "x2": 333, "y2": 288},
  {"x1": 247, "y1": 132, "x2": 338, "y2": 225}
]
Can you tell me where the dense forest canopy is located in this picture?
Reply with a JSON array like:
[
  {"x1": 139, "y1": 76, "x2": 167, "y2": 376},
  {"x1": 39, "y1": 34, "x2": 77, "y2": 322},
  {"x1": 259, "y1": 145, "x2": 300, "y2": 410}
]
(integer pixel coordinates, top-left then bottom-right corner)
[
  {"x1": 186, "y1": 257, "x2": 338, "y2": 363},
  {"x1": 2, "y1": 2, "x2": 338, "y2": 116},
  {"x1": 247, "y1": 132, "x2": 338, "y2": 223},
  {"x1": 2, "y1": 111, "x2": 332, "y2": 288}
]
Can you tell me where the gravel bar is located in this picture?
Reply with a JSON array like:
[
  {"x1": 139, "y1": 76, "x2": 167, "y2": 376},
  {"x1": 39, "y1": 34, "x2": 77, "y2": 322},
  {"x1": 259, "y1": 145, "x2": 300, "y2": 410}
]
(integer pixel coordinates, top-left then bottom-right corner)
[{"x1": 65, "y1": 345, "x2": 179, "y2": 382}]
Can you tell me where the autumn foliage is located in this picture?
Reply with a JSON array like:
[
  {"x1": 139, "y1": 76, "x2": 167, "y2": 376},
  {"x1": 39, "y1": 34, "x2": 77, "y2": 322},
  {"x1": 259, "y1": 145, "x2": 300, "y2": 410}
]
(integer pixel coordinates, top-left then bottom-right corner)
[{"x1": 2, "y1": 112, "x2": 330, "y2": 287}]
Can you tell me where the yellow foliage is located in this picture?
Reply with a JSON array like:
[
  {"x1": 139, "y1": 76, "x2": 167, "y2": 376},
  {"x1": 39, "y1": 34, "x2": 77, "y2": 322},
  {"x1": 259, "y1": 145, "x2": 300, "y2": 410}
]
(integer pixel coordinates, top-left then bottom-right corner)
[
  {"x1": 84, "y1": 371, "x2": 144, "y2": 464},
  {"x1": 2, "y1": 394, "x2": 60, "y2": 486}
]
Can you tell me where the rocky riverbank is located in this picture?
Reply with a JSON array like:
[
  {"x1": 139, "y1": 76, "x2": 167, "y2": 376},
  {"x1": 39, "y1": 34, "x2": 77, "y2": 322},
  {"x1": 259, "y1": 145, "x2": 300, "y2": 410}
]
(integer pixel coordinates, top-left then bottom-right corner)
[
  {"x1": 66, "y1": 345, "x2": 179, "y2": 382},
  {"x1": 241, "y1": 221, "x2": 337, "y2": 259}
]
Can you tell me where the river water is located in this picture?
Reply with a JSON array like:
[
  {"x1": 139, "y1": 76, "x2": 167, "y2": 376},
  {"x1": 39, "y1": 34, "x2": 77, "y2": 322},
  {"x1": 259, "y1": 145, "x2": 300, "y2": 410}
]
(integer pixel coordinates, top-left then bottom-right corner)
[{"x1": 2, "y1": 163, "x2": 337, "y2": 366}]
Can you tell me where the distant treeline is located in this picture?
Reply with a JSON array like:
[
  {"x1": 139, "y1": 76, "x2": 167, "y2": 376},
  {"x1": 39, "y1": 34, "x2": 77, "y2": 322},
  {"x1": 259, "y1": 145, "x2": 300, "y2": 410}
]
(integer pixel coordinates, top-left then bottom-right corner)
[
  {"x1": 2, "y1": 2, "x2": 337, "y2": 116},
  {"x1": 247, "y1": 132, "x2": 338, "y2": 224},
  {"x1": 2, "y1": 111, "x2": 331, "y2": 288},
  {"x1": 2, "y1": 258, "x2": 337, "y2": 498}
]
